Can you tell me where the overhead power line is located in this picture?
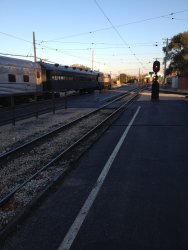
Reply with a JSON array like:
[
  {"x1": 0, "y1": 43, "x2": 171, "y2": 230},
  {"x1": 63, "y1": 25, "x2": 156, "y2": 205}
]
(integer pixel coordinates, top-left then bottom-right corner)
[
  {"x1": 0, "y1": 31, "x2": 33, "y2": 44},
  {"x1": 43, "y1": 9, "x2": 188, "y2": 42},
  {"x1": 93, "y1": 0, "x2": 145, "y2": 70},
  {"x1": 162, "y1": 16, "x2": 188, "y2": 21},
  {"x1": 0, "y1": 52, "x2": 38, "y2": 59}
]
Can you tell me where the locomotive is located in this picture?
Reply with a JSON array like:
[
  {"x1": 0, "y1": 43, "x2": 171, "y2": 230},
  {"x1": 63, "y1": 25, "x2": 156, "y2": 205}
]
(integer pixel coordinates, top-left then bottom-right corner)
[{"x1": 0, "y1": 56, "x2": 111, "y2": 104}]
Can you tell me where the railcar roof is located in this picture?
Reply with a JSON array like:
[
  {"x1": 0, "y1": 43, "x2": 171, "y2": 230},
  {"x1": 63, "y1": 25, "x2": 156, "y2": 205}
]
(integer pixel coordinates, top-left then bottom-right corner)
[
  {"x1": 40, "y1": 62, "x2": 99, "y2": 76},
  {"x1": 0, "y1": 56, "x2": 100, "y2": 75},
  {"x1": 0, "y1": 56, "x2": 40, "y2": 69}
]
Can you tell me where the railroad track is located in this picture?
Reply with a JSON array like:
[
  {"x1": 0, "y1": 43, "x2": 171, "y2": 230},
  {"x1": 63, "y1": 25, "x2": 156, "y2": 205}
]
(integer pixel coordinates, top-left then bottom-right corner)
[{"x1": 0, "y1": 86, "x2": 144, "y2": 231}]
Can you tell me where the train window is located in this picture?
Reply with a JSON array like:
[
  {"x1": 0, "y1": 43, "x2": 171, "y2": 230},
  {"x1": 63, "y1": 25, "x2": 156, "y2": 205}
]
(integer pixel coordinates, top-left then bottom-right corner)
[
  {"x1": 23, "y1": 75, "x2": 29, "y2": 82},
  {"x1": 37, "y1": 72, "x2": 40, "y2": 78},
  {"x1": 80, "y1": 76, "x2": 88, "y2": 81},
  {"x1": 8, "y1": 74, "x2": 16, "y2": 82}
]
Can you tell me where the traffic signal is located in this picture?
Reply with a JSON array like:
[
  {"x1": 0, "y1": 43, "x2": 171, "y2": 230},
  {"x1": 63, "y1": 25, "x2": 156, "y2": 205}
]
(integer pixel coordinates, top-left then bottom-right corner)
[{"x1": 153, "y1": 60, "x2": 160, "y2": 73}]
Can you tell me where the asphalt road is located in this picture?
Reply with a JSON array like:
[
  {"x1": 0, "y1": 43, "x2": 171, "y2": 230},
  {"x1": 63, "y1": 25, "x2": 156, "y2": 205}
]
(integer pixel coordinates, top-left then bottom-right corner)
[{"x1": 2, "y1": 93, "x2": 188, "y2": 250}]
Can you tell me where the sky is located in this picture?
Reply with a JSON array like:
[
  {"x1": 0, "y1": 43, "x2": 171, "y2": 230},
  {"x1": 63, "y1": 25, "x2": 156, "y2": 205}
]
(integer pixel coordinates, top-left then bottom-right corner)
[{"x1": 0, "y1": 0, "x2": 188, "y2": 77}]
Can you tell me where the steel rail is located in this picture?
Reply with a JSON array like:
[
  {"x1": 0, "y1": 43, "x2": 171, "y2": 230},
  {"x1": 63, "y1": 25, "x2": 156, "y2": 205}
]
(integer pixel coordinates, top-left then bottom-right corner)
[
  {"x1": 0, "y1": 88, "x2": 141, "y2": 161},
  {"x1": 0, "y1": 90, "x2": 115, "y2": 125},
  {"x1": 0, "y1": 90, "x2": 141, "y2": 207}
]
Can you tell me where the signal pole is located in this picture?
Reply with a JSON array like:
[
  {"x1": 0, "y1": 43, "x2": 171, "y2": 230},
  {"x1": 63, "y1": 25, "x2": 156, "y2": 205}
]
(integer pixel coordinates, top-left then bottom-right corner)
[
  {"x1": 151, "y1": 60, "x2": 160, "y2": 101},
  {"x1": 33, "y1": 32, "x2": 37, "y2": 62}
]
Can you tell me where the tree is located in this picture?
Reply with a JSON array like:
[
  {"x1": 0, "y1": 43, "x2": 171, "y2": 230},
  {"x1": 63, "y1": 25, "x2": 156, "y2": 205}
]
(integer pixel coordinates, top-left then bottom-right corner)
[
  {"x1": 70, "y1": 64, "x2": 91, "y2": 70},
  {"x1": 163, "y1": 31, "x2": 188, "y2": 75},
  {"x1": 119, "y1": 73, "x2": 138, "y2": 83},
  {"x1": 120, "y1": 73, "x2": 127, "y2": 83}
]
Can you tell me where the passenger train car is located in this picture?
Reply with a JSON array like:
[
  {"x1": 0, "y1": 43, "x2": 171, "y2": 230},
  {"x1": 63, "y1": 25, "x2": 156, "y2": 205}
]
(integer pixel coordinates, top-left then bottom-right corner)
[
  {"x1": 98, "y1": 73, "x2": 111, "y2": 89},
  {"x1": 0, "y1": 56, "x2": 111, "y2": 104},
  {"x1": 0, "y1": 56, "x2": 42, "y2": 96},
  {"x1": 40, "y1": 62, "x2": 100, "y2": 93}
]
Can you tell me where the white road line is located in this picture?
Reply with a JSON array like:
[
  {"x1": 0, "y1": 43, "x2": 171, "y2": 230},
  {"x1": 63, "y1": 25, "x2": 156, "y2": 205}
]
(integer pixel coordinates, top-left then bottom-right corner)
[{"x1": 58, "y1": 106, "x2": 141, "y2": 250}]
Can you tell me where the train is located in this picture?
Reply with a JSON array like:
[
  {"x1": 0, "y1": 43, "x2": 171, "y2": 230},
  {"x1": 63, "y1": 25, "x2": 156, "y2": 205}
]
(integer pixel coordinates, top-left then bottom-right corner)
[
  {"x1": 0, "y1": 55, "x2": 111, "y2": 104},
  {"x1": 98, "y1": 73, "x2": 111, "y2": 90}
]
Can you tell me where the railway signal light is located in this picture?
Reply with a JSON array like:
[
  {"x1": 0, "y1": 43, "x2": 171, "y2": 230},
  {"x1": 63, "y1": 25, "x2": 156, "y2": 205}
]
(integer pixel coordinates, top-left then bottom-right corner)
[{"x1": 153, "y1": 60, "x2": 160, "y2": 73}]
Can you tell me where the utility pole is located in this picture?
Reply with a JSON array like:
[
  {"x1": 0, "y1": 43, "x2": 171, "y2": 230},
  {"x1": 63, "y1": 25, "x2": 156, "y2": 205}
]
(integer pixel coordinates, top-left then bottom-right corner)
[
  {"x1": 138, "y1": 68, "x2": 140, "y2": 83},
  {"x1": 33, "y1": 32, "x2": 37, "y2": 62},
  {"x1": 92, "y1": 49, "x2": 94, "y2": 71},
  {"x1": 163, "y1": 38, "x2": 169, "y2": 86}
]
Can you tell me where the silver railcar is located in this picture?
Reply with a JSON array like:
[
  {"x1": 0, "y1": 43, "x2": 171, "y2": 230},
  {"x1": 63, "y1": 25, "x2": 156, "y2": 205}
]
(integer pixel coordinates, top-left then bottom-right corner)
[{"x1": 0, "y1": 56, "x2": 42, "y2": 97}]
